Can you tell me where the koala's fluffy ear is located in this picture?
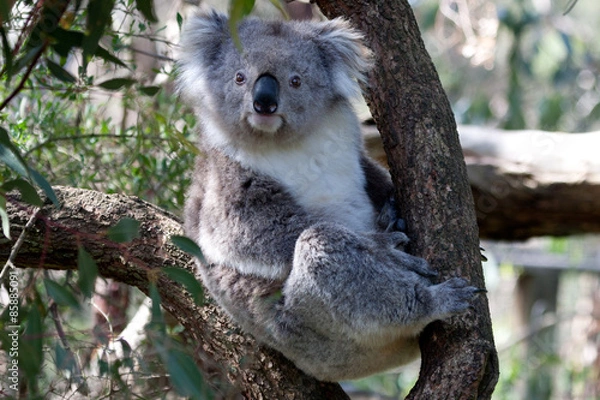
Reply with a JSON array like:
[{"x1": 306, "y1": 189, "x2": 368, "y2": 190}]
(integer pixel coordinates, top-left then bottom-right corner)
[
  {"x1": 177, "y1": 12, "x2": 230, "y2": 103},
  {"x1": 312, "y1": 18, "x2": 374, "y2": 100},
  {"x1": 181, "y1": 12, "x2": 230, "y2": 65}
]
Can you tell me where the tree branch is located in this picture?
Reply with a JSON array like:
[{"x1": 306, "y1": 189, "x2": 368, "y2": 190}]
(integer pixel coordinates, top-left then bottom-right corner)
[
  {"x1": 365, "y1": 125, "x2": 600, "y2": 240},
  {"x1": 1, "y1": 187, "x2": 349, "y2": 399}
]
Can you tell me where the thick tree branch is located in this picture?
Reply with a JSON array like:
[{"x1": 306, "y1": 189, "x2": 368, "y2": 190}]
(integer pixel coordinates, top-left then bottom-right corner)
[
  {"x1": 1, "y1": 187, "x2": 349, "y2": 399},
  {"x1": 315, "y1": 1, "x2": 498, "y2": 398}
]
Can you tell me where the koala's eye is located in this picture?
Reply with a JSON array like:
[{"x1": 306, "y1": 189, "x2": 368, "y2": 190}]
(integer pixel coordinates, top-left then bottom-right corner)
[
  {"x1": 234, "y1": 72, "x2": 246, "y2": 85},
  {"x1": 289, "y1": 76, "x2": 301, "y2": 88}
]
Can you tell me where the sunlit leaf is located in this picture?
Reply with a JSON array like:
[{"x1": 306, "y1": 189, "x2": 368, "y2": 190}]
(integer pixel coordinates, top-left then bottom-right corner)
[
  {"x1": 229, "y1": 0, "x2": 255, "y2": 50},
  {"x1": 268, "y1": 0, "x2": 289, "y2": 19}
]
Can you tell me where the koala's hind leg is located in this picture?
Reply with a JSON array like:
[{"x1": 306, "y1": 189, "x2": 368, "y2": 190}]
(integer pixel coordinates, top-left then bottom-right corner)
[{"x1": 284, "y1": 222, "x2": 480, "y2": 339}]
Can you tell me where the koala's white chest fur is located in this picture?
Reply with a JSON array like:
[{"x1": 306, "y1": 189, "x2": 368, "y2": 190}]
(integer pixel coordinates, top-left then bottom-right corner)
[{"x1": 207, "y1": 113, "x2": 376, "y2": 233}]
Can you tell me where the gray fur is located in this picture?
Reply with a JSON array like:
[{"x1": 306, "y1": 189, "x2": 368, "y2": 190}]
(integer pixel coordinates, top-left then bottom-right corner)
[{"x1": 178, "y1": 11, "x2": 479, "y2": 382}]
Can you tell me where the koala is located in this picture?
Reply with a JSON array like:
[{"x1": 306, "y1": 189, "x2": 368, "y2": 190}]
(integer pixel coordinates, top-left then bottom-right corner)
[{"x1": 177, "y1": 11, "x2": 480, "y2": 382}]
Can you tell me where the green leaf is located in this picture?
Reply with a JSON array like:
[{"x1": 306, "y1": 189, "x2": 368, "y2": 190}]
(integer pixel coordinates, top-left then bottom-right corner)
[
  {"x1": 162, "y1": 267, "x2": 204, "y2": 306},
  {"x1": 268, "y1": 0, "x2": 289, "y2": 19},
  {"x1": 44, "y1": 279, "x2": 81, "y2": 310},
  {"x1": 21, "y1": 305, "x2": 44, "y2": 380},
  {"x1": 29, "y1": 169, "x2": 59, "y2": 207},
  {"x1": 0, "y1": 128, "x2": 59, "y2": 207},
  {"x1": 12, "y1": 44, "x2": 44, "y2": 75},
  {"x1": 1, "y1": 27, "x2": 13, "y2": 82},
  {"x1": 171, "y1": 235, "x2": 206, "y2": 263},
  {"x1": 147, "y1": 283, "x2": 165, "y2": 333},
  {"x1": 94, "y1": 45, "x2": 128, "y2": 68},
  {"x1": 82, "y1": 0, "x2": 116, "y2": 65},
  {"x1": 0, "y1": 127, "x2": 30, "y2": 177},
  {"x1": 0, "y1": 195, "x2": 9, "y2": 239},
  {"x1": 49, "y1": 28, "x2": 84, "y2": 57},
  {"x1": 54, "y1": 342, "x2": 76, "y2": 372},
  {"x1": 107, "y1": 218, "x2": 140, "y2": 242},
  {"x1": 77, "y1": 247, "x2": 98, "y2": 298},
  {"x1": 176, "y1": 12, "x2": 183, "y2": 30},
  {"x1": 138, "y1": 85, "x2": 160, "y2": 96},
  {"x1": 2, "y1": 178, "x2": 44, "y2": 207},
  {"x1": 166, "y1": 349, "x2": 209, "y2": 400},
  {"x1": 229, "y1": 0, "x2": 255, "y2": 51},
  {"x1": 46, "y1": 59, "x2": 77, "y2": 83},
  {"x1": 97, "y1": 77, "x2": 137, "y2": 91},
  {"x1": 0, "y1": 0, "x2": 14, "y2": 24},
  {"x1": 135, "y1": 0, "x2": 157, "y2": 23}
]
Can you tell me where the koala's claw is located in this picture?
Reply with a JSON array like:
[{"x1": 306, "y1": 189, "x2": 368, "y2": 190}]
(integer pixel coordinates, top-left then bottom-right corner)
[
  {"x1": 432, "y1": 278, "x2": 482, "y2": 315},
  {"x1": 395, "y1": 218, "x2": 407, "y2": 232},
  {"x1": 377, "y1": 196, "x2": 407, "y2": 233}
]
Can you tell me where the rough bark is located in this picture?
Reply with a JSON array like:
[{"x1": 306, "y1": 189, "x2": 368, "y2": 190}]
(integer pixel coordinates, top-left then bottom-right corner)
[
  {"x1": 314, "y1": 1, "x2": 498, "y2": 398},
  {"x1": 1, "y1": 187, "x2": 349, "y2": 399},
  {"x1": 365, "y1": 125, "x2": 600, "y2": 240}
]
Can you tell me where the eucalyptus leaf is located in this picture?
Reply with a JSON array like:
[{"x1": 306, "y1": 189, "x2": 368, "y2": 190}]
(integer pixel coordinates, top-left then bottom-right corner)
[
  {"x1": 166, "y1": 349, "x2": 208, "y2": 400},
  {"x1": 46, "y1": 59, "x2": 77, "y2": 83},
  {"x1": 0, "y1": 196, "x2": 10, "y2": 239},
  {"x1": 135, "y1": 0, "x2": 157, "y2": 23},
  {"x1": 107, "y1": 218, "x2": 140, "y2": 243},
  {"x1": 162, "y1": 266, "x2": 204, "y2": 306},
  {"x1": 98, "y1": 78, "x2": 137, "y2": 91},
  {"x1": 2, "y1": 178, "x2": 44, "y2": 207},
  {"x1": 77, "y1": 247, "x2": 99, "y2": 299},
  {"x1": 44, "y1": 279, "x2": 81, "y2": 310},
  {"x1": 171, "y1": 235, "x2": 206, "y2": 263}
]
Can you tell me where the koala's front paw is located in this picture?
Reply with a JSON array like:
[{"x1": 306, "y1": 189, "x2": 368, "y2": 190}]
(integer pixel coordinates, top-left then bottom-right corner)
[
  {"x1": 377, "y1": 197, "x2": 407, "y2": 233},
  {"x1": 431, "y1": 278, "x2": 483, "y2": 316}
]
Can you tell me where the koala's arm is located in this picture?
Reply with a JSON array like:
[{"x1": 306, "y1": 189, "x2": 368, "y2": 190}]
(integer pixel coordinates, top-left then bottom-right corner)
[
  {"x1": 187, "y1": 152, "x2": 315, "y2": 279},
  {"x1": 361, "y1": 153, "x2": 393, "y2": 212},
  {"x1": 360, "y1": 153, "x2": 408, "y2": 232}
]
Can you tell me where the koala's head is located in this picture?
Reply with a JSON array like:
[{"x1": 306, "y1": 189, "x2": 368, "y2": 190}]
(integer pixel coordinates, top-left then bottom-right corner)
[{"x1": 177, "y1": 11, "x2": 373, "y2": 149}]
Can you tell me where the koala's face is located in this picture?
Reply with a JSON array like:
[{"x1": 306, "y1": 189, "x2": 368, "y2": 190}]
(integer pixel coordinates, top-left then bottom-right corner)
[{"x1": 178, "y1": 12, "x2": 372, "y2": 149}]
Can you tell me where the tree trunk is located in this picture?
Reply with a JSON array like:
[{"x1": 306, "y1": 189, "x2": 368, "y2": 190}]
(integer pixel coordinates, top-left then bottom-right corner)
[
  {"x1": 315, "y1": 1, "x2": 498, "y2": 398},
  {"x1": 2, "y1": 187, "x2": 349, "y2": 399}
]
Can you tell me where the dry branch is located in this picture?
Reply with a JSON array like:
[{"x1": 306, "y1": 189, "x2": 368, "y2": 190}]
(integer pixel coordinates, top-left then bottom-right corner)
[{"x1": 365, "y1": 125, "x2": 600, "y2": 240}]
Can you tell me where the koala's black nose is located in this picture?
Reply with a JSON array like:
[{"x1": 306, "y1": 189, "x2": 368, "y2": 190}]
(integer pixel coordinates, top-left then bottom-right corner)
[{"x1": 252, "y1": 74, "x2": 279, "y2": 114}]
